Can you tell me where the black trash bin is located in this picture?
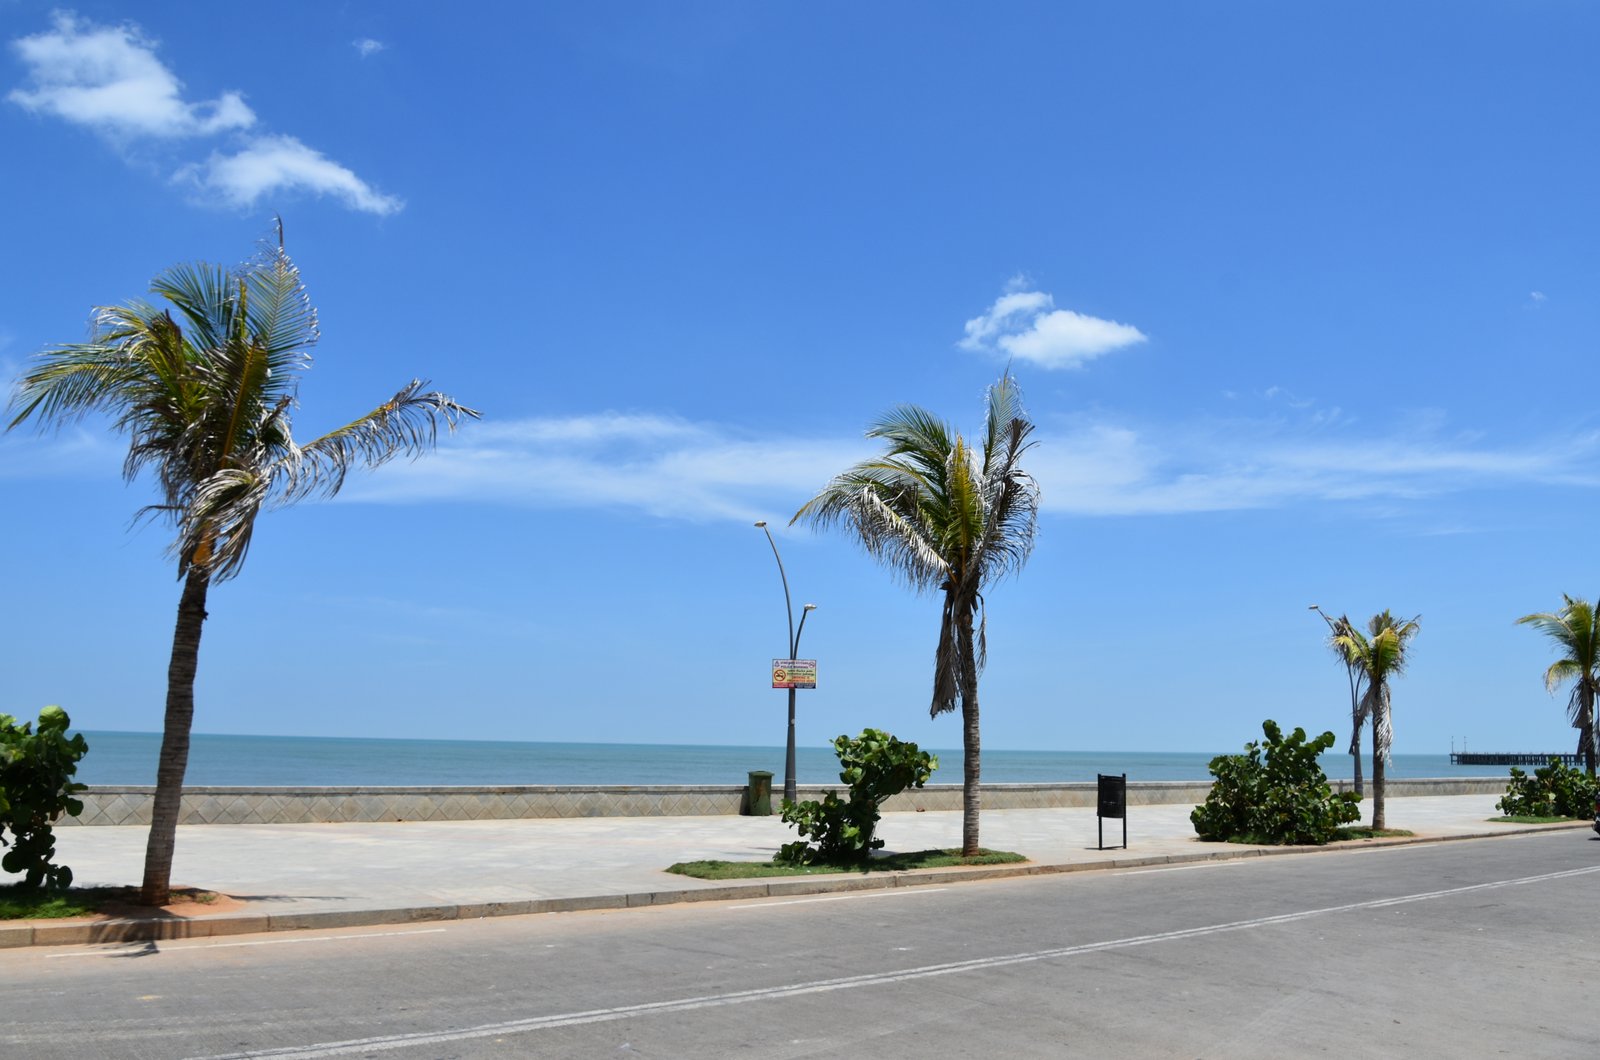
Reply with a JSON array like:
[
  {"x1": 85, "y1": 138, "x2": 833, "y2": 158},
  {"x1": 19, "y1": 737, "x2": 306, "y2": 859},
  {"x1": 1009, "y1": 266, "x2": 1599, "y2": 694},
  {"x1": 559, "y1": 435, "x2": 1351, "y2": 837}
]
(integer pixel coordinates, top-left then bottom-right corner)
[{"x1": 746, "y1": 770, "x2": 774, "y2": 816}]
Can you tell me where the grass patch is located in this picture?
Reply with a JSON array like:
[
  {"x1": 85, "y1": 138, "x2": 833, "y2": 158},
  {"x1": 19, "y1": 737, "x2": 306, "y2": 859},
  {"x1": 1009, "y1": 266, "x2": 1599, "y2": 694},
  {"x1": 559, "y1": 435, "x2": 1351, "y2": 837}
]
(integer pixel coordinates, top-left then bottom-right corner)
[
  {"x1": 1333, "y1": 826, "x2": 1415, "y2": 840},
  {"x1": 1488, "y1": 815, "x2": 1589, "y2": 825},
  {"x1": 0, "y1": 884, "x2": 220, "y2": 920},
  {"x1": 668, "y1": 848, "x2": 1027, "y2": 880}
]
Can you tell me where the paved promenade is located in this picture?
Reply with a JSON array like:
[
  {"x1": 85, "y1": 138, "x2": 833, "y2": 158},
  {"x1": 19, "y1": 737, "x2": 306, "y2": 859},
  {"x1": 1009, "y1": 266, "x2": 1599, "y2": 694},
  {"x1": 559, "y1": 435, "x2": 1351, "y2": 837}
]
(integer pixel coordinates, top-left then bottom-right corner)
[{"x1": 5, "y1": 794, "x2": 1588, "y2": 948}]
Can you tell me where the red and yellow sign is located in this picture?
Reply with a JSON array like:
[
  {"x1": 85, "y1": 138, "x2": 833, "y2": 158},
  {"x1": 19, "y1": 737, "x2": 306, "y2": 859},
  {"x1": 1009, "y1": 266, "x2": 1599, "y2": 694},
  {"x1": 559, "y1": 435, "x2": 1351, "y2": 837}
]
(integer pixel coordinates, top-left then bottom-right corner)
[{"x1": 771, "y1": 659, "x2": 817, "y2": 689}]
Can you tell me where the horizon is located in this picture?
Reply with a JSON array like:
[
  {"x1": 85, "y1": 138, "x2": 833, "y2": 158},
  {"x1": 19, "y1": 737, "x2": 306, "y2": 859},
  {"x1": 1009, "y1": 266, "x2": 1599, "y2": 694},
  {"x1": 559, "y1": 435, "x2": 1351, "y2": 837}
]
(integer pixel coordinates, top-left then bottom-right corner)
[{"x1": 4, "y1": 5, "x2": 1597, "y2": 760}]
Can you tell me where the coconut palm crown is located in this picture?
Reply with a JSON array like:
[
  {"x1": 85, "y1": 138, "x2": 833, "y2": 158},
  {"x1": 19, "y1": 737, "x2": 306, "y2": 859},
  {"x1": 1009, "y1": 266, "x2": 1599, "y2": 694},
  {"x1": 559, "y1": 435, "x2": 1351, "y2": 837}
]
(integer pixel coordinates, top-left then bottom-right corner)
[
  {"x1": 792, "y1": 372, "x2": 1039, "y2": 855},
  {"x1": 1516, "y1": 595, "x2": 1600, "y2": 777},
  {"x1": 6, "y1": 226, "x2": 477, "y2": 902}
]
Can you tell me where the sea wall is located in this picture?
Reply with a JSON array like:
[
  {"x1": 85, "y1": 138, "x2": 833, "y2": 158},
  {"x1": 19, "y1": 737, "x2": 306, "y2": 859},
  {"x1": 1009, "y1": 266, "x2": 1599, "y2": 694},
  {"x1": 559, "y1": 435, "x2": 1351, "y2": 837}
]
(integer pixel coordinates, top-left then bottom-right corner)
[{"x1": 66, "y1": 776, "x2": 1509, "y2": 827}]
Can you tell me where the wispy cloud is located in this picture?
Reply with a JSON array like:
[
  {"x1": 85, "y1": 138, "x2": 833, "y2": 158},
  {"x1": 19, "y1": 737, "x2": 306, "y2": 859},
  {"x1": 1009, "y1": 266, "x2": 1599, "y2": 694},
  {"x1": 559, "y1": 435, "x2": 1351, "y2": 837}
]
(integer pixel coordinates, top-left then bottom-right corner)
[
  {"x1": 334, "y1": 408, "x2": 1599, "y2": 523},
  {"x1": 8, "y1": 12, "x2": 254, "y2": 138},
  {"x1": 960, "y1": 280, "x2": 1146, "y2": 369},
  {"x1": 353, "y1": 38, "x2": 386, "y2": 59},
  {"x1": 176, "y1": 135, "x2": 404, "y2": 216},
  {"x1": 342, "y1": 413, "x2": 871, "y2": 522},
  {"x1": 1529, "y1": 290, "x2": 1547, "y2": 304},
  {"x1": 1028, "y1": 416, "x2": 1599, "y2": 516},
  {"x1": 7, "y1": 12, "x2": 400, "y2": 215}
]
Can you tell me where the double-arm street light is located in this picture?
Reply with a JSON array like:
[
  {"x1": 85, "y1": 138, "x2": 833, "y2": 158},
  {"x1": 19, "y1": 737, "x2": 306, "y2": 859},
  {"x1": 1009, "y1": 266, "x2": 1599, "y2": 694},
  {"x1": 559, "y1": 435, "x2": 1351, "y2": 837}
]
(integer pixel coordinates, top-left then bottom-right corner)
[
  {"x1": 1310, "y1": 604, "x2": 1364, "y2": 799},
  {"x1": 756, "y1": 521, "x2": 815, "y2": 804}
]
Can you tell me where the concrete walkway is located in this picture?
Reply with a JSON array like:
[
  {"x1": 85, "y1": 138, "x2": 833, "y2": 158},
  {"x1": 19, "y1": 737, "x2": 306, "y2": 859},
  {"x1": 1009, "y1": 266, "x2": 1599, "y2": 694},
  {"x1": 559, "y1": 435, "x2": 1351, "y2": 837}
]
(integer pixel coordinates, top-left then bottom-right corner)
[{"x1": 4, "y1": 794, "x2": 1589, "y2": 948}]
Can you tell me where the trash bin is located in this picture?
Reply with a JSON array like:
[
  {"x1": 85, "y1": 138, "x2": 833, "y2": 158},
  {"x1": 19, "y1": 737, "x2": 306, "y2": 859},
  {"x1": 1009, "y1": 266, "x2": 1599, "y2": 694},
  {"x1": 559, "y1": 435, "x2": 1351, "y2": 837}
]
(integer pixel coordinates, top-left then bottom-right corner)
[{"x1": 746, "y1": 770, "x2": 774, "y2": 816}]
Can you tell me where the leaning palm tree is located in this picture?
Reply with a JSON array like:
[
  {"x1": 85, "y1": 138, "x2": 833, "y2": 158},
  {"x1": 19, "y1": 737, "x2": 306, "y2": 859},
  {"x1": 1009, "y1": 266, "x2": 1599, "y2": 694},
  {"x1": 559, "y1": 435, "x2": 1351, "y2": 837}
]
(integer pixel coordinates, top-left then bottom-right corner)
[
  {"x1": 1332, "y1": 610, "x2": 1420, "y2": 830},
  {"x1": 6, "y1": 225, "x2": 476, "y2": 903},
  {"x1": 1516, "y1": 595, "x2": 1599, "y2": 777},
  {"x1": 792, "y1": 373, "x2": 1039, "y2": 856}
]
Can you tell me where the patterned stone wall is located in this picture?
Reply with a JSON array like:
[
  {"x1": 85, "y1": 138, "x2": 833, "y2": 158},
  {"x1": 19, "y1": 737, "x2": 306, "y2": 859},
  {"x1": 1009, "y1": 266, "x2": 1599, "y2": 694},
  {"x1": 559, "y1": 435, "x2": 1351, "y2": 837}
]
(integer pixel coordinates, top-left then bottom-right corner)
[{"x1": 64, "y1": 776, "x2": 1507, "y2": 827}]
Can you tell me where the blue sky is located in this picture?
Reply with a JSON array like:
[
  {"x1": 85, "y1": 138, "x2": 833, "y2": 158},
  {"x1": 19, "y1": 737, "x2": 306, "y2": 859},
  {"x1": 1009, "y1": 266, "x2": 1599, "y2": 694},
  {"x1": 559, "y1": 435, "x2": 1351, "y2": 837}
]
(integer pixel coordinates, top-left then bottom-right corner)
[{"x1": 2, "y1": 2, "x2": 1597, "y2": 758}]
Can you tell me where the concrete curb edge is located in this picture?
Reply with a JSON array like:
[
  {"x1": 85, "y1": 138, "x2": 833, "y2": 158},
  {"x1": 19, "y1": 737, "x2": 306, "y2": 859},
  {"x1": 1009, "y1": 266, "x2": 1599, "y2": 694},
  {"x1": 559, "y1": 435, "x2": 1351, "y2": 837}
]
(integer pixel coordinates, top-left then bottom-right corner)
[{"x1": 3, "y1": 820, "x2": 1589, "y2": 950}]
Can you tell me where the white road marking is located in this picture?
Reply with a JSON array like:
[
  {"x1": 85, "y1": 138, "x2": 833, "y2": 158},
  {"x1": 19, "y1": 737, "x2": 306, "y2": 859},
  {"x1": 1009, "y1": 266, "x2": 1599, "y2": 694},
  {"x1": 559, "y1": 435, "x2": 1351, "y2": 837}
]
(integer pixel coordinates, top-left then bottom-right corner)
[
  {"x1": 182, "y1": 864, "x2": 1600, "y2": 1059},
  {"x1": 1113, "y1": 861, "x2": 1249, "y2": 876},
  {"x1": 727, "y1": 887, "x2": 949, "y2": 909},
  {"x1": 45, "y1": 928, "x2": 447, "y2": 958}
]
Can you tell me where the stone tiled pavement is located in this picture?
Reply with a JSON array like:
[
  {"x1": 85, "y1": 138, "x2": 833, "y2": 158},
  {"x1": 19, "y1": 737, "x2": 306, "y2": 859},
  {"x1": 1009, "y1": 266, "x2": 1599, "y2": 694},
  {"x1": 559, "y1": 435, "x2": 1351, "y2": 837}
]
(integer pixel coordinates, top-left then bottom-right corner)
[{"x1": 6, "y1": 794, "x2": 1588, "y2": 948}]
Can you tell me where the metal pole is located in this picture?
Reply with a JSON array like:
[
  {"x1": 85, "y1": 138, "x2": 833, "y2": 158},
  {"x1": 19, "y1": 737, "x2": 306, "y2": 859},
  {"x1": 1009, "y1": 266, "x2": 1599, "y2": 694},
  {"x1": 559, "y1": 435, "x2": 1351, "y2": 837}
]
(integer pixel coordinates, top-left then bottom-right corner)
[{"x1": 756, "y1": 522, "x2": 807, "y2": 805}]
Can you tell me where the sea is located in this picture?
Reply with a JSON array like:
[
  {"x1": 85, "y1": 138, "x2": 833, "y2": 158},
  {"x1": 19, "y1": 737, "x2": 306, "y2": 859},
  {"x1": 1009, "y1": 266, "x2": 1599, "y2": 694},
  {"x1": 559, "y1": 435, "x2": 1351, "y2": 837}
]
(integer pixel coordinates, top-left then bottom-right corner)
[{"x1": 74, "y1": 731, "x2": 1519, "y2": 787}]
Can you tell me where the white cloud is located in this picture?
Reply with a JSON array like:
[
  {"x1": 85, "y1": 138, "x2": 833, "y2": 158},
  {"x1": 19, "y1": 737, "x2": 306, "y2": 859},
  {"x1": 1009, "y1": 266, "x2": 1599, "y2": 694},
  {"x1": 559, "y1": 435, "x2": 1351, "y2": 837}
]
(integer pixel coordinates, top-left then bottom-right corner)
[
  {"x1": 959, "y1": 286, "x2": 1146, "y2": 369},
  {"x1": 353, "y1": 38, "x2": 386, "y2": 59},
  {"x1": 7, "y1": 13, "x2": 400, "y2": 217},
  {"x1": 1530, "y1": 291, "x2": 1547, "y2": 303},
  {"x1": 332, "y1": 407, "x2": 1599, "y2": 525},
  {"x1": 1027, "y1": 417, "x2": 1599, "y2": 516},
  {"x1": 343, "y1": 412, "x2": 870, "y2": 522},
  {"x1": 177, "y1": 135, "x2": 404, "y2": 216},
  {"x1": 8, "y1": 12, "x2": 254, "y2": 139}
]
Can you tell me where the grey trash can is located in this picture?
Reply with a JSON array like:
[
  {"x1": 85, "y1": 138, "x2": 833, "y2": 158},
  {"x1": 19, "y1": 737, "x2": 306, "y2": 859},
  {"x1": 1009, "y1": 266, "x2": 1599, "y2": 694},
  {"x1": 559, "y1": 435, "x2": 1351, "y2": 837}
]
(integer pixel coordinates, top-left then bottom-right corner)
[{"x1": 746, "y1": 770, "x2": 774, "y2": 816}]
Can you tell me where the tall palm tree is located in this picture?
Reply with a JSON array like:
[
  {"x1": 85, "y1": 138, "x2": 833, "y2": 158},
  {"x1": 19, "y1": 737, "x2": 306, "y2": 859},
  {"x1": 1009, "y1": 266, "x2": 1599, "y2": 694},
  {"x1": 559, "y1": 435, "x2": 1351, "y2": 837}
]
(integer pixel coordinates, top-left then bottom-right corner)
[
  {"x1": 1516, "y1": 595, "x2": 1599, "y2": 777},
  {"x1": 792, "y1": 373, "x2": 1039, "y2": 855},
  {"x1": 6, "y1": 226, "x2": 476, "y2": 903},
  {"x1": 1332, "y1": 610, "x2": 1420, "y2": 830},
  {"x1": 1312, "y1": 606, "x2": 1369, "y2": 799}
]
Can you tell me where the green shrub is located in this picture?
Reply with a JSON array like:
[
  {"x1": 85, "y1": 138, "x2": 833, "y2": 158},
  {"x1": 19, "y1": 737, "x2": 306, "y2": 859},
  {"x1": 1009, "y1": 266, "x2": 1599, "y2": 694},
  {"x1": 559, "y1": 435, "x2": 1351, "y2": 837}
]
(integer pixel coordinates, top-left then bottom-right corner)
[
  {"x1": 0, "y1": 706, "x2": 89, "y2": 890},
  {"x1": 1191, "y1": 719, "x2": 1361, "y2": 845},
  {"x1": 776, "y1": 729, "x2": 937, "y2": 866},
  {"x1": 1497, "y1": 759, "x2": 1598, "y2": 819}
]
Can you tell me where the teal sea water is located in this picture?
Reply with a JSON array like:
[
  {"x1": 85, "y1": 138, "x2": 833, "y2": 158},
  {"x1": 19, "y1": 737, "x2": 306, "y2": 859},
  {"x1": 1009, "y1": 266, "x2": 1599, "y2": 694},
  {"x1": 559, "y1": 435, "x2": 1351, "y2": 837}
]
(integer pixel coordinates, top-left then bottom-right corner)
[{"x1": 75, "y1": 731, "x2": 1517, "y2": 787}]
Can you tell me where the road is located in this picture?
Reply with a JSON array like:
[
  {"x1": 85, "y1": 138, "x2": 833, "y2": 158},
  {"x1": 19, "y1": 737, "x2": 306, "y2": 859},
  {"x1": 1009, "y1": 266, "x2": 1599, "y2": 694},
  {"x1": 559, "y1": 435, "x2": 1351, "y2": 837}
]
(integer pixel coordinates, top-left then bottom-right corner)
[{"x1": 4, "y1": 831, "x2": 1597, "y2": 1058}]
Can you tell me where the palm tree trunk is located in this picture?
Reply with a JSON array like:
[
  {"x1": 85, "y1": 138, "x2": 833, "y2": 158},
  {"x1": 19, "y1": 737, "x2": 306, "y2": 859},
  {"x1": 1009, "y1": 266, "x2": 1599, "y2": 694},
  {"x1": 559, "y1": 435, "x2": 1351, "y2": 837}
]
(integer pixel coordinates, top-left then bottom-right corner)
[
  {"x1": 140, "y1": 568, "x2": 209, "y2": 905},
  {"x1": 1370, "y1": 710, "x2": 1386, "y2": 831},
  {"x1": 1584, "y1": 685, "x2": 1597, "y2": 778},
  {"x1": 1350, "y1": 738, "x2": 1364, "y2": 801},
  {"x1": 959, "y1": 616, "x2": 981, "y2": 857}
]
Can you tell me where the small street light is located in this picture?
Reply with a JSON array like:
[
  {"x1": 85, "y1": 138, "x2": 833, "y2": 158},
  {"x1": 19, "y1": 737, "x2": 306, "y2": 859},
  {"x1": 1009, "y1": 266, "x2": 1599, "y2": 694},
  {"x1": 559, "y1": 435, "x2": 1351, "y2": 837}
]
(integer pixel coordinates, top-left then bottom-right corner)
[
  {"x1": 1310, "y1": 603, "x2": 1365, "y2": 799},
  {"x1": 756, "y1": 521, "x2": 814, "y2": 804}
]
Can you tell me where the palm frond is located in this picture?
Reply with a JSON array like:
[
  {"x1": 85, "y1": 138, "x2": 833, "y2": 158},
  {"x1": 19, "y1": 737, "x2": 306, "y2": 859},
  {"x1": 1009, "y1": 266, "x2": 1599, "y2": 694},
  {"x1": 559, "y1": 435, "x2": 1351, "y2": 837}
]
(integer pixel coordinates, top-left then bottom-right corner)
[{"x1": 284, "y1": 380, "x2": 479, "y2": 503}]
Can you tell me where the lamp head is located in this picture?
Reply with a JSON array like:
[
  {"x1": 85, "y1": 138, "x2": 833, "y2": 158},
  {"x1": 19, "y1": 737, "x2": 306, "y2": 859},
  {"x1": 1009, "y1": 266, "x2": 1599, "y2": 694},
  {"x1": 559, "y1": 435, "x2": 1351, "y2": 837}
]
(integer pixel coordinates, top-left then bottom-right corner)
[
  {"x1": 754, "y1": 520, "x2": 767, "y2": 528},
  {"x1": 803, "y1": 603, "x2": 817, "y2": 611}
]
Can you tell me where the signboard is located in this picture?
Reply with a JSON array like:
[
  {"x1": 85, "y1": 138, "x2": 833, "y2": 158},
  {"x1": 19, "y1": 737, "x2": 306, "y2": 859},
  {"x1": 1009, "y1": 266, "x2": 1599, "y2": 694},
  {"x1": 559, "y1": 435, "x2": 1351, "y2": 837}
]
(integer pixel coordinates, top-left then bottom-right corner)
[
  {"x1": 771, "y1": 659, "x2": 817, "y2": 689},
  {"x1": 1097, "y1": 772, "x2": 1127, "y2": 851}
]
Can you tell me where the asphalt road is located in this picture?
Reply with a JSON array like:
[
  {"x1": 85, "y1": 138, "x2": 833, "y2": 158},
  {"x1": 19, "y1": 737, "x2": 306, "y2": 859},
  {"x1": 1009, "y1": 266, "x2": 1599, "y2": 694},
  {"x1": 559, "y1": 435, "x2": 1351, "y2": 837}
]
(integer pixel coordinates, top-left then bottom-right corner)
[{"x1": 6, "y1": 831, "x2": 1598, "y2": 1059}]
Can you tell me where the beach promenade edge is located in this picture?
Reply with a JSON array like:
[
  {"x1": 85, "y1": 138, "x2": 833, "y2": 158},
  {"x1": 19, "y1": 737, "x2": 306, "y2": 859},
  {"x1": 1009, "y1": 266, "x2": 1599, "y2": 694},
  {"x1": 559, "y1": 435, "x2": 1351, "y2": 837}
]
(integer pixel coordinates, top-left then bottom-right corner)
[{"x1": 2, "y1": 816, "x2": 1588, "y2": 951}]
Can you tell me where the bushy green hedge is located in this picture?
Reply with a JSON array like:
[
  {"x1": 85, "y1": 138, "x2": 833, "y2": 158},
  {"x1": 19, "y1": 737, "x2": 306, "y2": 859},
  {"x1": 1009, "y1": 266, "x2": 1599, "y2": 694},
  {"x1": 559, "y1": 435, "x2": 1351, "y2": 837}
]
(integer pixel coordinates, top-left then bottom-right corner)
[
  {"x1": 776, "y1": 729, "x2": 937, "y2": 866},
  {"x1": 1191, "y1": 720, "x2": 1361, "y2": 845},
  {"x1": 1497, "y1": 759, "x2": 1598, "y2": 819},
  {"x1": 1, "y1": 706, "x2": 89, "y2": 890}
]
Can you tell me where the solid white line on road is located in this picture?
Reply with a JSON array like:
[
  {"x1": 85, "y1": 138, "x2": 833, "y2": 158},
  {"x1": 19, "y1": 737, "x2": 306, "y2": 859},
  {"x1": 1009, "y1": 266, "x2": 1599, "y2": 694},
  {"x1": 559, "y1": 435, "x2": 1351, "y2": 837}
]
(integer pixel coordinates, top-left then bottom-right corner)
[
  {"x1": 184, "y1": 864, "x2": 1600, "y2": 1060},
  {"x1": 727, "y1": 888, "x2": 949, "y2": 909},
  {"x1": 45, "y1": 928, "x2": 448, "y2": 959}
]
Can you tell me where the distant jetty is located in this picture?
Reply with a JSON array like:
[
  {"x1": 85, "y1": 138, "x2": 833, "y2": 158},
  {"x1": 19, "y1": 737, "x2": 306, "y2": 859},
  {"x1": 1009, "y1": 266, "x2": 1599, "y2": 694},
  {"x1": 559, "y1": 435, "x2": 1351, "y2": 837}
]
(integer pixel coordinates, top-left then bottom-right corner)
[{"x1": 1451, "y1": 752, "x2": 1584, "y2": 767}]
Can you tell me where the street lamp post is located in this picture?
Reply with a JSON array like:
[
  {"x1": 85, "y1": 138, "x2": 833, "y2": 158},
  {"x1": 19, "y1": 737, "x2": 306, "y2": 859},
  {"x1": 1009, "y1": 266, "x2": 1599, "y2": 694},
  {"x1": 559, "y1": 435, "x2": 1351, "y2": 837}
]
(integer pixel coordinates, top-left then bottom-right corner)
[
  {"x1": 756, "y1": 521, "x2": 814, "y2": 804},
  {"x1": 1310, "y1": 604, "x2": 1364, "y2": 799}
]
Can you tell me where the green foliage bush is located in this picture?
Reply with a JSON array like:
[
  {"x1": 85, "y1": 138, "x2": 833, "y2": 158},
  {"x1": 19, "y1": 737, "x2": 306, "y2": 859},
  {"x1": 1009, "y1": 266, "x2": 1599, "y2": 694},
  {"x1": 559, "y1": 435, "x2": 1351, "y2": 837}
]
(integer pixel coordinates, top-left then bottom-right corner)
[
  {"x1": 776, "y1": 729, "x2": 937, "y2": 866},
  {"x1": 0, "y1": 706, "x2": 89, "y2": 890},
  {"x1": 1497, "y1": 759, "x2": 1598, "y2": 819},
  {"x1": 1191, "y1": 719, "x2": 1361, "y2": 845}
]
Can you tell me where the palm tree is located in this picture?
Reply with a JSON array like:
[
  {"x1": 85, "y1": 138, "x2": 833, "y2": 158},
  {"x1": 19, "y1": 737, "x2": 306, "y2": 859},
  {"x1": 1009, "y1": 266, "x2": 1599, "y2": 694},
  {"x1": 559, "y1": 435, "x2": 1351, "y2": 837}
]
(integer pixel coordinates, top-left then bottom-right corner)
[
  {"x1": 792, "y1": 373, "x2": 1039, "y2": 856},
  {"x1": 6, "y1": 226, "x2": 476, "y2": 903},
  {"x1": 1332, "y1": 610, "x2": 1420, "y2": 830},
  {"x1": 1516, "y1": 595, "x2": 1599, "y2": 777},
  {"x1": 1311, "y1": 606, "x2": 1369, "y2": 799}
]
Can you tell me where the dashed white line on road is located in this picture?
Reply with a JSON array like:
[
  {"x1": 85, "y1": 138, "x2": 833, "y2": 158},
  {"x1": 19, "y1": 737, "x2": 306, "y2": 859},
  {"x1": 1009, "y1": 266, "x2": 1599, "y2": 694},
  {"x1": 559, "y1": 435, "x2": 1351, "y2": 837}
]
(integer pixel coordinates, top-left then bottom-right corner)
[{"x1": 727, "y1": 887, "x2": 950, "y2": 909}]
